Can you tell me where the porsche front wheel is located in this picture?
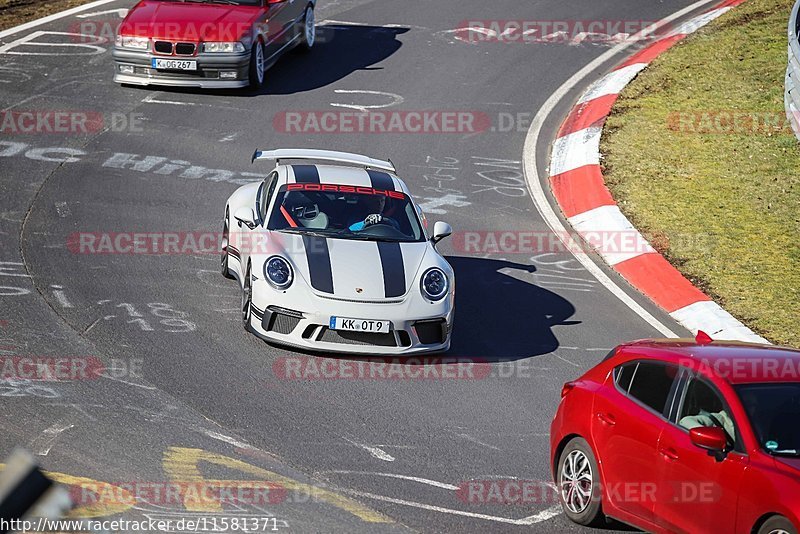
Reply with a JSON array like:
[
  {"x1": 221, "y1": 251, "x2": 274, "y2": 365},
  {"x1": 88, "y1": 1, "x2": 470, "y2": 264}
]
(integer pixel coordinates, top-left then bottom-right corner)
[
  {"x1": 242, "y1": 262, "x2": 253, "y2": 332},
  {"x1": 221, "y1": 209, "x2": 235, "y2": 279}
]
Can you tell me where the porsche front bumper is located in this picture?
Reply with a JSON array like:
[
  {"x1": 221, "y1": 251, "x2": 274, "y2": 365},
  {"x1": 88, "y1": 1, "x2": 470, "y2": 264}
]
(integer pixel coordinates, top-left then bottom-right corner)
[{"x1": 249, "y1": 286, "x2": 454, "y2": 355}]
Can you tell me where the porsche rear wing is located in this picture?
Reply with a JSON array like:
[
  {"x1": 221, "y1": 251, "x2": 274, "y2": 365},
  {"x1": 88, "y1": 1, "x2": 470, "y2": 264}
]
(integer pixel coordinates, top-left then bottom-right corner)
[{"x1": 252, "y1": 149, "x2": 396, "y2": 173}]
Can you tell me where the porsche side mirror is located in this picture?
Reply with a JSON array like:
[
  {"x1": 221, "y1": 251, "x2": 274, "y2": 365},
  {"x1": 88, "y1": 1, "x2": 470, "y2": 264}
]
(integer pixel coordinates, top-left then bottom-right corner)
[
  {"x1": 690, "y1": 426, "x2": 727, "y2": 452},
  {"x1": 234, "y1": 207, "x2": 257, "y2": 229},
  {"x1": 431, "y1": 221, "x2": 452, "y2": 244}
]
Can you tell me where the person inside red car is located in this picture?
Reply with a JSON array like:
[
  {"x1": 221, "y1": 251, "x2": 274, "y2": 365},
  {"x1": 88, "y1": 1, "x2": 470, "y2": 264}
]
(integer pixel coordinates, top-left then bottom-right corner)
[{"x1": 679, "y1": 409, "x2": 736, "y2": 442}]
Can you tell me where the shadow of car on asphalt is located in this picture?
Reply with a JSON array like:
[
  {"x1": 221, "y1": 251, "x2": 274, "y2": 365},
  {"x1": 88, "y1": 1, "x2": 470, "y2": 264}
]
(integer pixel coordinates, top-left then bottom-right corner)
[
  {"x1": 262, "y1": 256, "x2": 579, "y2": 364},
  {"x1": 260, "y1": 24, "x2": 408, "y2": 95},
  {"x1": 445, "y1": 255, "x2": 579, "y2": 361}
]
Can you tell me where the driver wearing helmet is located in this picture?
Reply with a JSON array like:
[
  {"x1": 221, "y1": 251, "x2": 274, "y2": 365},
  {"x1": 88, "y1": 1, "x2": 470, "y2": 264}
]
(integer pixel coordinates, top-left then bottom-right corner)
[{"x1": 348, "y1": 194, "x2": 399, "y2": 232}]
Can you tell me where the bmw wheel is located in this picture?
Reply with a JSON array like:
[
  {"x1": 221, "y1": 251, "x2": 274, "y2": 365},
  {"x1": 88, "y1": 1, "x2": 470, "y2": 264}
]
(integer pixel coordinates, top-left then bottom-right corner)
[
  {"x1": 248, "y1": 39, "x2": 265, "y2": 89},
  {"x1": 221, "y1": 208, "x2": 235, "y2": 279},
  {"x1": 300, "y1": 5, "x2": 315, "y2": 51},
  {"x1": 242, "y1": 262, "x2": 253, "y2": 332},
  {"x1": 558, "y1": 437, "x2": 604, "y2": 526}
]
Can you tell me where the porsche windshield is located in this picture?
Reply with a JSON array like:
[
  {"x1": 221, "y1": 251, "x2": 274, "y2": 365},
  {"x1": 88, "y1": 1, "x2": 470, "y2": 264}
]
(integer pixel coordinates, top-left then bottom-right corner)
[
  {"x1": 736, "y1": 383, "x2": 800, "y2": 456},
  {"x1": 267, "y1": 184, "x2": 426, "y2": 243}
]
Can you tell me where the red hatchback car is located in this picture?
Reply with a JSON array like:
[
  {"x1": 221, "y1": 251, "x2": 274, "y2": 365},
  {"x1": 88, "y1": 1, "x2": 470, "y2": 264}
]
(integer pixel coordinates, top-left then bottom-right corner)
[
  {"x1": 550, "y1": 336, "x2": 800, "y2": 534},
  {"x1": 113, "y1": 0, "x2": 316, "y2": 89}
]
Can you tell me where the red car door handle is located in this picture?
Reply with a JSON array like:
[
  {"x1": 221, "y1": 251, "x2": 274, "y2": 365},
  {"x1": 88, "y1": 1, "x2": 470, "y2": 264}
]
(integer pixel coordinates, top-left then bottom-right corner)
[
  {"x1": 659, "y1": 447, "x2": 679, "y2": 461},
  {"x1": 595, "y1": 412, "x2": 616, "y2": 426}
]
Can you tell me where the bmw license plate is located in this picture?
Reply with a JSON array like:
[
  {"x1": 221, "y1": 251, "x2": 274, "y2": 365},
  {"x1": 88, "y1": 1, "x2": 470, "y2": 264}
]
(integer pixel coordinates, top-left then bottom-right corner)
[
  {"x1": 330, "y1": 317, "x2": 390, "y2": 333},
  {"x1": 151, "y1": 58, "x2": 197, "y2": 71}
]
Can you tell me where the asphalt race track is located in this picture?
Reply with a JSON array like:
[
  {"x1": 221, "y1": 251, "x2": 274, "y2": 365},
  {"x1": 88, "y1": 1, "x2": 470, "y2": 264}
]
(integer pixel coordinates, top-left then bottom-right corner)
[{"x1": 0, "y1": 0, "x2": 715, "y2": 531}]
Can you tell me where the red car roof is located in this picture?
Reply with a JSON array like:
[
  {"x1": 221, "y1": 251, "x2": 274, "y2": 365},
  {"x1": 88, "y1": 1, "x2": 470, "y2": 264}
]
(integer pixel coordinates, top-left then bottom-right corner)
[{"x1": 613, "y1": 339, "x2": 800, "y2": 385}]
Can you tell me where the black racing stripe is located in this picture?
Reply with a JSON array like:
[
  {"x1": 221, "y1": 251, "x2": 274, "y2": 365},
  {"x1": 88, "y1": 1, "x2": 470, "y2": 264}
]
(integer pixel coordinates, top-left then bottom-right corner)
[
  {"x1": 292, "y1": 165, "x2": 320, "y2": 184},
  {"x1": 367, "y1": 169, "x2": 395, "y2": 191},
  {"x1": 377, "y1": 242, "x2": 406, "y2": 298},
  {"x1": 303, "y1": 236, "x2": 334, "y2": 293}
]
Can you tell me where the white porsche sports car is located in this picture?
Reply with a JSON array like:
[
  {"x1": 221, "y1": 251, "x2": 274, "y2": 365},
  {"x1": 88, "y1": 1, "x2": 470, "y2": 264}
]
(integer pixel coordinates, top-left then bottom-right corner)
[{"x1": 220, "y1": 149, "x2": 455, "y2": 354}]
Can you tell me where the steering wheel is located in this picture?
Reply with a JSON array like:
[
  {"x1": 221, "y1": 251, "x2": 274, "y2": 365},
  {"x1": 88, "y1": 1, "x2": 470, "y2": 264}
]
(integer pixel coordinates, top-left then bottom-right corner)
[{"x1": 293, "y1": 204, "x2": 319, "y2": 220}]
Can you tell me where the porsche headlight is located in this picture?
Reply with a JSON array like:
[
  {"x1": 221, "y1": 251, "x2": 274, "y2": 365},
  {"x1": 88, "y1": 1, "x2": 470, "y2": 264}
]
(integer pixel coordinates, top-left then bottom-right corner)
[
  {"x1": 115, "y1": 35, "x2": 150, "y2": 50},
  {"x1": 421, "y1": 267, "x2": 448, "y2": 301},
  {"x1": 265, "y1": 256, "x2": 293, "y2": 290},
  {"x1": 203, "y1": 42, "x2": 245, "y2": 53}
]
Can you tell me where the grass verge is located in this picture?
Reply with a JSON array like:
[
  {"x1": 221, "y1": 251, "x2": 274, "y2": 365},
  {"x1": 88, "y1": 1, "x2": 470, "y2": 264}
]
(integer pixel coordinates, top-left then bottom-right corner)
[
  {"x1": 602, "y1": 0, "x2": 799, "y2": 346},
  {"x1": 0, "y1": 0, "x2": 98, "y2": 32}
]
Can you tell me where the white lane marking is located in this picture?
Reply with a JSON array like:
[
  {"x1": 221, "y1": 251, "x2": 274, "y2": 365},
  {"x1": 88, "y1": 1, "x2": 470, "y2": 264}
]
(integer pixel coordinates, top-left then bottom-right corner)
[
  {"x1": 417, "y1": 194, "x2": 471, "y2": 214},
  {"x1": 0, "y1": 0, "x2": 120, "y2": 39},
  {"x1": 671, "y1": 301, "x2": 770, "y2": 343},
  {"x1": 454, "y1": 433, "x2": 501, "y2": 451},
  {"x1": 439, "y1": 27, "x2": 497, "y2": 41},
  {"x1": 140, "y1": 94, "x2": 250, "y2": 112},
  {"x1": 142, "y1": 94, "x2": 196, "y2": 106},
  {"x1": 0, "y1": 31, "x2": 106, "y2": 56},
  {"x1": 344, "y1": 437, "x2": 396, "y2": 462},
  {"x1": 102, "y1": 374, "x2": 156, "y2": 390},
  {"x1": 548, "y1": 126, "x2": 602, "y2": 176},
  {"x1": 330, "y1": 89, "x2": 404, "y2": 113},
  {"x1": 521, "y1": 0, "x2": 726, "y2": 338},
  {"x1": 54, "y1": 201, "x2": 71, "y2": 218},
  {"x1": 30, "y1": 420, "x2": 74, "y2": 455},
  {"x1": 577, "y1": 63, "x2": 647, "y2": 104},
  {"x1": 338, "y1": 487, "x2": 562, "y2": 525},
  {"x1": 556, "y1": 354, "x2": 581, "y2": 367},
  {"x1": 568, "y1": 205, "x2": 655, "y2": 265},
  {"x1": 321, "y1": 20, "x2": 422, "y2": 30},
  {"x1": 202, "y1": 429, "x2": 258, "y2": 451},
  {"x1": 75, "y1": 8, "x2": 128, "y2": 18},
  {"x1": 326, "y1": 471, "x2": 460, "y2": 490},
  {"x1": 50, "y1": 285, "x2": 74, "y2": 308}
]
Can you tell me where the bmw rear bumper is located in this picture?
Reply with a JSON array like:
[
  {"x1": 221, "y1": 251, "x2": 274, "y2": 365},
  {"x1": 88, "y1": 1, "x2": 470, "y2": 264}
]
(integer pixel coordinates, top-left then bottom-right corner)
[{"x1": 112, "y1": 47, "x2": 251, "y2": 88}]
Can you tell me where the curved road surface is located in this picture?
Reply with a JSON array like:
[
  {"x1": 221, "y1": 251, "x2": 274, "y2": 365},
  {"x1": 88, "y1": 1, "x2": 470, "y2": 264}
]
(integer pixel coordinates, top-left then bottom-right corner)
[{"x1": 0, "y1": 0, "x2": 712, "y2": 531}]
